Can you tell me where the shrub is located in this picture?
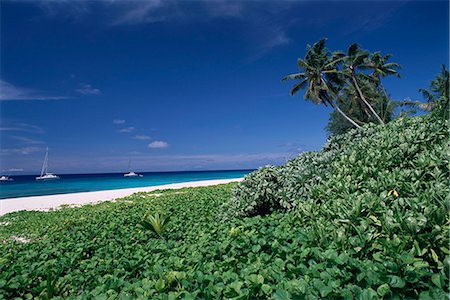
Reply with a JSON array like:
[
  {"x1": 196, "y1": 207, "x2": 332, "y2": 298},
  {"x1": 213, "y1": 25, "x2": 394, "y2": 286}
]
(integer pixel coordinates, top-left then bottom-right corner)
[
  {"x1": 230, "y1": 114, "x2": 448, "y2": 217},
  {"x1": 225, "y1": 113, "x2": 449, "y2": 298},
  {"x1": 228, "y1": 165, "x2": 284, "y2": 217}
]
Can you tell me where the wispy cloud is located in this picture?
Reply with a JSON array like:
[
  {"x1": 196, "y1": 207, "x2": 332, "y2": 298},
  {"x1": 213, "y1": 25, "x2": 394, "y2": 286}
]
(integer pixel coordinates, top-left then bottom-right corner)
[
  {"x1": 133, "y1": 134, "x2": 152, "y2": 140},
  {"x1": 32, "y1": 1, "x2": 293, "y2": 60},
  {"x1": 76, "y1": 84, "x2": 101, "y2": 95},
  {"x1": 0, "y1": 146, "x2": 42, "y2": 155},
  {"x1": 9, "y1": 136, "x2": 44, "y2": 145},
  {"x1": 0, "y1": 122, "x2": 44, "y2": 134},
  {"x1": 263, "y1": 28, "x2": 290, "y2": 49},
  {"x1": 111, "y1": 0, "x2": 178, "y2": 26},
  {"x1": 205, "y1": 1, "x2": 243, "y2": 18},
  {"x1": 93, "y1": 152, "x2": 290, "y2": 172},
  {"x1": 248, "y1": 26, "x2": 291, "y2": 62},
  {"x1": 113, "y1": 119, "x2": 126, "y2": 124},
  {"x1": 118, "y1": 126, "x2": 135, "y2": 133},
  {"x1": 5, "y1": 168, "x2": 24, "y2": 172},
  {"x1": 0, "y1": 80, "x2": 68, "y2": 101},
  {"x1": 148, "y1": 140, "x2": 168, "y2": 149},
  {"x1": 280, "y1": 142, "x2": 305, "y2": 153}
]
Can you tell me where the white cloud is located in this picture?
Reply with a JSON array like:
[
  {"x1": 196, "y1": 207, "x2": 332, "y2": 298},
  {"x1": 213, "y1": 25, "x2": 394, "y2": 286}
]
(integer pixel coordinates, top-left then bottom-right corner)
[
  {"x1": 148, "y1": 140, "x2": 168, "y2": 149},
  {"x1": 113, "y1": 119, "x2": 126, "y2": 124},
  {"x1": 0, "y1": 80, "x2": 68, "y2": 101},
  {"x1": 76, "y1": 84, "x2": 101, "y2": 95},
  {"x1": 111, "y1": 0, "x2": 171, "y2": 26},
  {"x1": 10, "y1": 136, "x2": 44, "y2": 145},
  {"x1": 247, "y1": 26, "x2": 291, "y2": 62},
  {"x1": 0, "y1": 122, "x2": 44, "y2": 134},
  {"x1": 0, "y1": 146, "x2": 42, "y2": 155},
  {"x1": 133, "y1": 135, "x2": 152, "y2": 140},
  {"x1": 205, "y1": 1, "x2": 243, "y2": 18},
  {"x1": 92, "y1": 151, "x2": 290, "y2": 172},
  {"x1": 280, "y1": 142, "x2": 305, "y2": 152},
  {"x1": 118, "y1": 126, "x2": 135, "y2": 133},
  {"x1": 7, "y1": 168, "x2": 24, "y2": 172}
]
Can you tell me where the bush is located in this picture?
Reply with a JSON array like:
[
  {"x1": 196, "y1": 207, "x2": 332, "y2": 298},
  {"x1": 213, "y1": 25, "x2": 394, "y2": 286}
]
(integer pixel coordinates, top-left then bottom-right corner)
[
  {"x1": 226, "y1": 114, "x2": 449, "y2": 298},
  {"x1": 227, "y1": 165, "x2": 284, "y2": 217},
  {"x1": 230, "y1": 114, "x2": 448, "y2": 217}
]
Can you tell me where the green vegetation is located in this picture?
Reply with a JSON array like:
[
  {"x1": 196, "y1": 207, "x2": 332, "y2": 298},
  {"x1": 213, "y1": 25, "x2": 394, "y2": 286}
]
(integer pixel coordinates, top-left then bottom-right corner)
[
  {"x1": 1, "y1": 112, "x2": 448, "y2": 299},
  {"x1": 229, "y1": 113, "x2": 449, "y2": 298},
  {"x1": 139, "y1": 211, "x2": 170, "y2": 239},
  {"x1": 283, "y1": 40, "x2": 449, "y2": 137}
]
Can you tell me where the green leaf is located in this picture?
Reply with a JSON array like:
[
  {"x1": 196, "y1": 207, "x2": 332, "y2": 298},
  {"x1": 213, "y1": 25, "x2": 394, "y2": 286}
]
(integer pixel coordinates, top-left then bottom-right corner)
[
  {"x1": 261, "y1": 284, "x2": 272, "y2": 295},
  {"x1": 273, "y1": 289, "x2": 291, "y2": 300},
  {"x1": 430, "y1": 249, "x2": 439, "y2": 263},
  {"x1": 252, "y1": 244, "x2": 261, "y2": 253},
  {"x1": 320, "y1": 286, "x2": 333, "y2": 297},
  {"x1": 389, "y1": 276, "x2": 405, "y2": 288},
  {"x1": 431, "y1": 274, "x2": 443, "y2": 288},
  {"x1": 377, "y1": 283, "x2": 390, "y2": 296},
  {"x1": 155, "y1": 278, "x2": 165, "y2": 292}
]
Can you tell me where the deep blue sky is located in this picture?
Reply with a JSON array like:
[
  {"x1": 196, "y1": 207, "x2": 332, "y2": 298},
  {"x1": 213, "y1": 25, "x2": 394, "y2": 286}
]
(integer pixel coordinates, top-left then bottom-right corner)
[{"x1": 0, "y1": 0, "x2": 448, "y2": 174}]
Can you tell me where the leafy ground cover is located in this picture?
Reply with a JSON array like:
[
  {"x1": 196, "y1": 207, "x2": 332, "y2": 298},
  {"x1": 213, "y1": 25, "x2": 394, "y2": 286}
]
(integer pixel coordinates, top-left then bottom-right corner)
[{"x1": 1, "y1": 114, "x2": 449, "y2": 299}]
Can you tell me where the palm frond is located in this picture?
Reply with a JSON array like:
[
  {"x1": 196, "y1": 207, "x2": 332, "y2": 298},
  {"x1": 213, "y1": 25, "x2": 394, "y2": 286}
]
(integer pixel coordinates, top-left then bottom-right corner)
[
  {"x1": 282, "y1": 72, "x2": 305, "y2": 81},
  {"x1": 296, "y1": 59, "x2": 310, "y2": 70},
  {"x1": 419, "y1": 88, "x2": 437, "y2": 103},
  {"x1": 348, "y1": 43, "x2": 359, "y2": 57},
  {"x1": 290, "y1": 79, "x2": 308, "y2": 96}
]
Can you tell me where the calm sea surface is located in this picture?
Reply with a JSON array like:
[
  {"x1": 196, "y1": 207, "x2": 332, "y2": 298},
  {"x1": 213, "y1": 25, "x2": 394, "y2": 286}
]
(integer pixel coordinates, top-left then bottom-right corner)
[{"x1": 0, "y1": 169, "x2": 252, "y2": 199}]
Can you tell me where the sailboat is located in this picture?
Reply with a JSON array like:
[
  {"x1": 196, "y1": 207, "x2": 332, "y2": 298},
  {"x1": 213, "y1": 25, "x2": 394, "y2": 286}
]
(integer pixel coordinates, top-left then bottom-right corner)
[
  {"x1": 123, "y1": 160, "x2": 143, "y2": 177},
  {"x1": 36, "y1": 147, "x2": 60, "y2": 181},
  {"x1": 0, "y1": 175, "x2": 13, "y2": 182}
]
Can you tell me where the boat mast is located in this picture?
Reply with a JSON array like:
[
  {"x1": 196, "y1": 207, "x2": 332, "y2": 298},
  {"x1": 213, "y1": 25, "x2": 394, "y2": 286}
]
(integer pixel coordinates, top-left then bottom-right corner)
[{"x1": 40, "y1": 147, "x2": 48, "y2": 176}]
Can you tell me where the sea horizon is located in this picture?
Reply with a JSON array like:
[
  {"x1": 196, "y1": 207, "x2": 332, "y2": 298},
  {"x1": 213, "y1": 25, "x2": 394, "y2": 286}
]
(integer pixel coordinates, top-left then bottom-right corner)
[{"x1": 0, "y1": 169, "x2": 253, "y2": 199}]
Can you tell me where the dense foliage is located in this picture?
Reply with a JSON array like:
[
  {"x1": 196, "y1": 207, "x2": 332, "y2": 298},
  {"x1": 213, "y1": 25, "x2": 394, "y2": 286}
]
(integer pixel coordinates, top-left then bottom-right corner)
[
  {"x1": 229, "y1": 114, "x2": 449, "y2": 297},
  {"x1": 1, "y1": 114, "x2": 448, "y2": 299},
  {"x1": 326, "y1": 83, "x2": 395, "y2": 136}
]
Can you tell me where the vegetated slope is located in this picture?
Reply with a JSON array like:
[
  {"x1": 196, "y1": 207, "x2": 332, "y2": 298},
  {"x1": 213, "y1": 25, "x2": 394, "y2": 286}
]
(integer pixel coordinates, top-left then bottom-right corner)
[
  {"x1": 230, "y1": 114, "x2": 448, "y2": 217},
  {"x1": 0, "y1": 114, "x2": 448, "y2": 299},
  {"x1": 228, "y1": 113, "x2": 449, "y2": 297}
]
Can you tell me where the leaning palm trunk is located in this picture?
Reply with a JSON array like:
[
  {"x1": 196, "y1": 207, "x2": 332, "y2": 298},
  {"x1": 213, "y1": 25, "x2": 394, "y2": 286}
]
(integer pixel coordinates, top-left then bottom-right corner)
[
  {"x1": 319, "y1": 77, "x2": 361, "y2": 129},
  {"x1": 328, "y1": 99, "x2": 361, "y2": 129},
  {"x1": 351, "y1": 76, "x2": 385, "y2": 125}
]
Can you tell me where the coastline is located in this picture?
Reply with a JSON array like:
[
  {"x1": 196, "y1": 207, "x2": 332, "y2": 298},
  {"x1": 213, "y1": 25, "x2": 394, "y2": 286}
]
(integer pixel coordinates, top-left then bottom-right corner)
[{"x1": 0, "y1": 178, "x2": 243, "y2": 216}]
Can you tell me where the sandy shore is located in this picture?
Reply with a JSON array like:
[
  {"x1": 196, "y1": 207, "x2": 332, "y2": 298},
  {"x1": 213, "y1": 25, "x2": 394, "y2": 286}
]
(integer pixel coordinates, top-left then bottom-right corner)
[{"x1": 0, "y1": 178, "x2": 243, "y2": 216}]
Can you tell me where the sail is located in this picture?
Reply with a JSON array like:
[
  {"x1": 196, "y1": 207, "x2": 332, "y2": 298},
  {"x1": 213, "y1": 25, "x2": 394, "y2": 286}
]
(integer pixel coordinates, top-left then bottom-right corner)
[{"x1": 40, "y1": 147, "x2": 48, "y2": 176}]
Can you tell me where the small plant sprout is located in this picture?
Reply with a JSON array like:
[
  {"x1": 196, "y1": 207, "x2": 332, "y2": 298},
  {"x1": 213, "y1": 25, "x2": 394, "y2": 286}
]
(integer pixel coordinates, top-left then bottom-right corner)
[{"x1": 139, "y1": 211, "x2": 169, "y2": 239}]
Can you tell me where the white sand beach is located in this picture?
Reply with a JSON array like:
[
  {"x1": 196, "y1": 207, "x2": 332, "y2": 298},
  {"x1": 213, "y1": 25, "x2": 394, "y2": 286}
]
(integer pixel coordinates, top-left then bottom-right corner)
[{"x1": 0, "y1": 178, "x2": 243, "y2": 216}]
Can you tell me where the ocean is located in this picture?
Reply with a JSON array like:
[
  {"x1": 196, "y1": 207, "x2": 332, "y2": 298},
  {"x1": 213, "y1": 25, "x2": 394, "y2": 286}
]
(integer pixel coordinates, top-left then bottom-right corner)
[{"x1": 0, "y1": 169, "x2": 252, "y2": 199}]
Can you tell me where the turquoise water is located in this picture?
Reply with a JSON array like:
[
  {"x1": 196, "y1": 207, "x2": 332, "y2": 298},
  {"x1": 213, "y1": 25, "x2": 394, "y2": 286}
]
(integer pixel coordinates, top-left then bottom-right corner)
[{"x1": 0, "y1": 170, "x2": 252, "y2": 199}]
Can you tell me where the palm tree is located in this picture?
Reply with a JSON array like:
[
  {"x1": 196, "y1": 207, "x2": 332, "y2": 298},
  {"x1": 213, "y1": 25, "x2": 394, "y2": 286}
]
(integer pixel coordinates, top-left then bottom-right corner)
[
  {"x1": 283, "y1": 39, "x2": 361, "y2": 129},
  {"x1": 366, "y1": 52, "x2": 401, "y2": 101},
  {"x1": 400, "y1": 65, "x2": 448, "y2": 117},
  {"x1": 368, "y1": 52, "x2": 401, "y2": 83},
  {"x1": 333, "y1": 44, "x2": 386, "y2": 124},
  {"x1": 419, "y1": 64, "x2": 449, "y2": 112}
]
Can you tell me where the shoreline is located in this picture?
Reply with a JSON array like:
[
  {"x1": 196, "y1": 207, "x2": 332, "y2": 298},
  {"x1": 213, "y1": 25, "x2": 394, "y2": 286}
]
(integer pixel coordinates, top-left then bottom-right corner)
[{"x1": 0, "y1": 178, "x2": 243, "y2": 216}]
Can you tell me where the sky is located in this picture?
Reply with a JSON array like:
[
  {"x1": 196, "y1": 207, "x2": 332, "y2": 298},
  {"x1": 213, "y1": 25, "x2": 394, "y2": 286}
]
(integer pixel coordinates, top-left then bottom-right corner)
[{"x1": 0, "y1": 0, "x2": 448, "y2": 174}]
